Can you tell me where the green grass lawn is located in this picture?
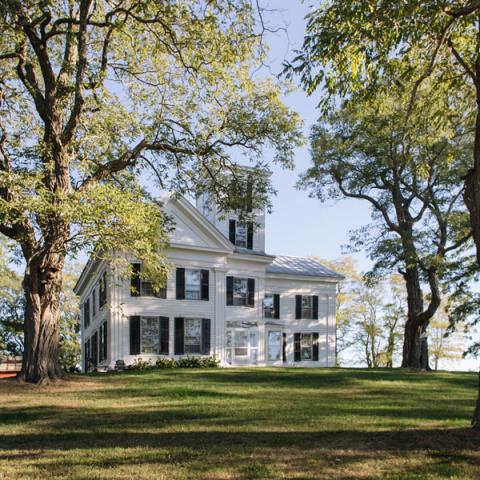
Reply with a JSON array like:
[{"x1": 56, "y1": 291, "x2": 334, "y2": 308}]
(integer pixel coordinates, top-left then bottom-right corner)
[{"x1": 1, "y1": 368, "x2": 479, "y2": 479}]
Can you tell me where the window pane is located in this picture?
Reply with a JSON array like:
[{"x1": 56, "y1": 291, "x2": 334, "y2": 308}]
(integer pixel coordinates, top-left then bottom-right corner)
[
  {"x1": 268, "y1": 331, "x2": 281, "y2": 361},
  {"x1": 249, "y1": 332, "x2": 257, "y2": 348},
  {"x1": 233, "y1": 278, "x2": 248, "y2": 306},
  {"x1": 263, "y1": 294, "x2": 273, "y2": 318},
  {"x1": 301, "y1": 333, "x2": 312, "y2": 360},
  {"x1": 185, "y1": 270, "x2": 201, "y2": 300},
  {"x1": 141, "y1": 317, "x2": 160, "y2": 354},
  {"x1": 184, "y1": 318, "x2": 201, "y2": 354},
  {"x1": 302, "y1": 296, "x2": 313, "y2": 319},
  {"x1": 141, "y1": 280, "x2": 154, "y2": 296},
  {"x1": 235, "y1": 222, "x2": 247, "y2": 247}
]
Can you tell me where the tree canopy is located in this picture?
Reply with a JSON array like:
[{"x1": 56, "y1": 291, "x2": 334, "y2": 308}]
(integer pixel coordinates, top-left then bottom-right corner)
[{"x1": 0, "y1": 0, "x2": 302, "y2": 383}]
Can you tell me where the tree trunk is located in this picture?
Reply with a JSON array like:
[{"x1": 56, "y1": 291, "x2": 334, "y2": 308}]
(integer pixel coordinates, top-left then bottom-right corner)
[
  {"x1": 401, "y1": 266, "x2": 429, "y2": 369},
  {"x1": 473, "y1": 371, "x2": 480, "y2": 430},
  {"x1": 18, "y1": 254, "x2": 65, "y2": 384},
  {"x1": 464, "y1": 93, "x2": 480, "y2": 429}
]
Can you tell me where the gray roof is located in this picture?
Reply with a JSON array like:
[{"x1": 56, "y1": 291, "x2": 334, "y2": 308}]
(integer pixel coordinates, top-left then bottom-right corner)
[{"x1": 266, "y1": 255, "x2": 344, "y2": 280}]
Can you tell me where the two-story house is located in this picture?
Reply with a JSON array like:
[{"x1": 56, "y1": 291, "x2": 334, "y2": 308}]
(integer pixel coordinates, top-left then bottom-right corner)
[{"x1": 74, "y1": 191, "x2": 343, "y2": 370}]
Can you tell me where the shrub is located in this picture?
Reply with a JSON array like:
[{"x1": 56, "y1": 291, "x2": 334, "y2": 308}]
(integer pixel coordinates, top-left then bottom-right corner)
[
  {"x1": 175, "y1": 356, "x2": 220, "y2": 368},
  {"x1": 129, "y1": 358, "x2": 153, "y2": 370},
  {"x1": 155, "y1": 357, "x2": 177, "y2": 369}
]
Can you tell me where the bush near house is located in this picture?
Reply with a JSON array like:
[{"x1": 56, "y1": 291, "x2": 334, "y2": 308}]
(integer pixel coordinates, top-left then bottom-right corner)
[
  {"x1": 128, "y1": 356, "x2": 220, "y2": 370},
  {"x1": 0, "y1": 368, "x2": 479, "y2": 480}
]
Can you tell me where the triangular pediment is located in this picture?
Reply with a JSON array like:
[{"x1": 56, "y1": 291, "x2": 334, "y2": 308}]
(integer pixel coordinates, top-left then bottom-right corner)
[{"x1": 163, "y1": 196, "x2": 233, "y2": 253}]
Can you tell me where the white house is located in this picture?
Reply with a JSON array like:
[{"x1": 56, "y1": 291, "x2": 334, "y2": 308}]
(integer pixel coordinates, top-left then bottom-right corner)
[{"x1": 74, "y1": 191, "x2": 343, "y2": 370}]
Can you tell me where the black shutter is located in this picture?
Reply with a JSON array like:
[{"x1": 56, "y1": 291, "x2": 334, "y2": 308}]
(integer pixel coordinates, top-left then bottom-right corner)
[
  {"x1": 294, "y1": 333, "x2": 301, "y2": 362},
  {"x1": 131, "y1": 263, "x2": 141, "y2": 297},
  {"x1": 295, "y1": 295, "x2": 302, "y2": 319},
  {"x1": 226, "y1": 276, "x2": 234, "y2": 305},
  {"x1": 313, "y1": 333, "x2": 319, "y2": 361},
  {"x1": 176, "y1": 268, "x2": 185, "y2": 300},
  {"x1": 273, "y1": 294, "x2": 280, "y2": 319},
  {"x1": 201, "y1": 269, "x2": 209, "y2": 301},
  {"x1": 246, "y1": 178, "x2": 253, "y2": 212},
  {"x1": 174, "y1": 317, "x2": 184, "y2": 355},
  {"x1": 84, "y1": 299, "x2": 90, "y2": 328},
  {"x1": 159, "y1": 317, "x2": 169, "y2": 355},
  {"x1": 247, "y1": 223, "x2": 253, "y2": 250},
  {"x1": 129, "y1": 316, "x2": 140, "y2": 355},
  {"x1": 103, "y1": 321, "x2": 108, "y2": 362},
  {"x1": 282, "y1": 332, "x2": 286, "y2": 363},
  {"x1": 92, "y1": 331, "x2": 98, "y2": 367},
  {"x1": 229, "y1": 219, "x2": 236, "y2": 244},
  {"x1": 247, "y1": 278, "x2": 255, "y2": 307},
  {"x1": 201, "y1": 318, "x2": 211, "y2": 355},
  {"x1": 313, "y1": 296, "x2": 319, "y2": 320}
]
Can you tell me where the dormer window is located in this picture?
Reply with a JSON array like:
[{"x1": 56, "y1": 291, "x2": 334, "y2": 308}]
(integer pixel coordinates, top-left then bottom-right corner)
[{"x1": 229, "y1": 220, "x2": 253, "y2": 249}]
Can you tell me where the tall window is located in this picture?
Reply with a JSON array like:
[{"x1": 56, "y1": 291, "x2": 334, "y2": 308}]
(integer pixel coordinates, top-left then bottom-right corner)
[
  {"x1": 267, "y1": 331, "x2": 282, "y2": 361},
  {"x1": 302, "y1": 296, "x2": 313, "y2": 319},
  {"x1": 233, "y1": 278, "x2": 248, "y2": 306},
  {"x1": 185, "y1": 270, "x2": 201, "y2": 300},
  {"x1": 226, "y1": 329, "x2": 258, "y2": 365},
  {"x1": 235, "y1": 222, "x2": 247, "y2": 247},
  {"x1": 263, "y1": 294, "x2": 279, "y2": 319},
  {"x1": 141, "y1": 317, "x2": 160, "y2": 354},
  {"x1": 99, "y1": 321, "x2": 107, "y2": 362},
  {"x1": 92, "y1": 289, "x2": 96, "y2": 316},
  {"x1": 99, "y1": 271, "x2": 107, "y2": 307},
  {"x1": 83, "y1": 299, "x2": 90, "y2": 328},
  {"x1": 184, "y1": 318, "x2": 202, "y2": 354},
  {"x1": 301, "y1": 333, "x2": 313, "y2": 360}
]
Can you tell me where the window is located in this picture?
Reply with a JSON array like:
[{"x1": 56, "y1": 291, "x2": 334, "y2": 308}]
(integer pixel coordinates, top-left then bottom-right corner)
[
  {"x1": 185, "y1": 270, "x2": 201, "y2": 300},
  {"x1": 301, "y1": 333, "x2": 313, "y2": 360},
  {"x1": 294, "y1": 332, "x2": 319, "y2": 362},
  {"x1": 141, "y1": 317, "x2": 160, "y2": 354},
  {"x1": 226, "y1": 329, "x2": 258, "y2": 365},
  {"x1": 302, "y1": 296, "x2": 313, "y2": 319},
  {"x1": 267, "y1": 331, "x2": 282, "y2": 361},
  {"x1": 226, "y1": 276, "x2": 254, "y2": 307},
  {"x1": 131, "y1": 263, "x2": 167, "y2": 298},
  {"x1": 229, "y1": 220, "x2": 253, "y2": 249},
  {"x1": 264, "y1": 294, "x2": 279, "y2": 319},
  {"x1": 233, "y1": 278, "x2": 248, "y2": 306},
  {"x1": 99, "y1": 271, "x2": 107, "y2": 308},
  {"x1": 295, "y1": 295, "x2": 319, "y2": 320},
  {"x1": 99, "y1": 321, "x2": 107, "y2": 363},
  {"x1": 235, "y1": 222, "x2": 247, "y2": 247},
  {"x1": 184, "y1": 318, "x2": 202, "y2": 354},
  {"x1": 83, "y1": 299, "x2": 90, "y2": 328},
  {"x1": 130, "y1": 316, "x2": 169, "y2": 355},
  {"x1": 92, "y1": 289, "x2": 96, "y2": 316},
  {"x1": 176, "y1": 268, "x2": 208, "y2": 301}
]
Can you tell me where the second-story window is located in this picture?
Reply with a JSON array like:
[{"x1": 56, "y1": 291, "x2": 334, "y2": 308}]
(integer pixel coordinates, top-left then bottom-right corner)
[
  {"x1": 92, "y1": 289, "x2": 96, "y2": 316},
  {"x1": 295, "y1": 295, "x2": 319, "y2": 320},
  {"x1": 130, "y1": 263, "x2": 167, "y2": 298},
  {"x1": 99, "y1": 271, "x2": 107, "y2": 308},
  {"x1": 176, "y1": 268, "x2": 209, "y2": 301},
  {"x1": 264, "y1": 294, "x2": 280, "y2": 319},
  {"x1": 226, "y1": 276, "x2": 255, "y2": 307}
]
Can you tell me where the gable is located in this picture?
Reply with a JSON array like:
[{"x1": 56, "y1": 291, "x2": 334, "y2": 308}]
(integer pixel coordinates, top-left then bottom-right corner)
[{"x1": 163, "y1": 196, "x2": 233, "y2": 253}]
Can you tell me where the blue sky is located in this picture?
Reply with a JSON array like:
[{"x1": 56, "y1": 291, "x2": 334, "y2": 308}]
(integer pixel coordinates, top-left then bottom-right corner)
[{"x1": 260, "y1": 3, "x2": 372, "y2": 269}]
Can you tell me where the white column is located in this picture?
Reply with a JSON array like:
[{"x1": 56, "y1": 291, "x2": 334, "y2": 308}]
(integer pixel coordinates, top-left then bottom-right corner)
[{"x1": 214, "y1": 268, "x2": 227, "y2": 363}]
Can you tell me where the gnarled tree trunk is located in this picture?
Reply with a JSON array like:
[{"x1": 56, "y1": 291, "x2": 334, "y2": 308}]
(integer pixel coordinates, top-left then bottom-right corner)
[{"x1": 18, "y1": 242, "x2": 67, "y2": 384}]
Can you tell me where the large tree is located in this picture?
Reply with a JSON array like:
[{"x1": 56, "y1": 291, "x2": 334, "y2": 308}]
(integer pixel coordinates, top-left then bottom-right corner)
[
  {"x1": 289, "y1": 0, "x2": 480, "y2": 428},
  {"x1": 299, "y1": 81, "x2": 472, "y2": 370},
  {"x1": 0, "y1": 1, "x2": 302, "y2": 383}
]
